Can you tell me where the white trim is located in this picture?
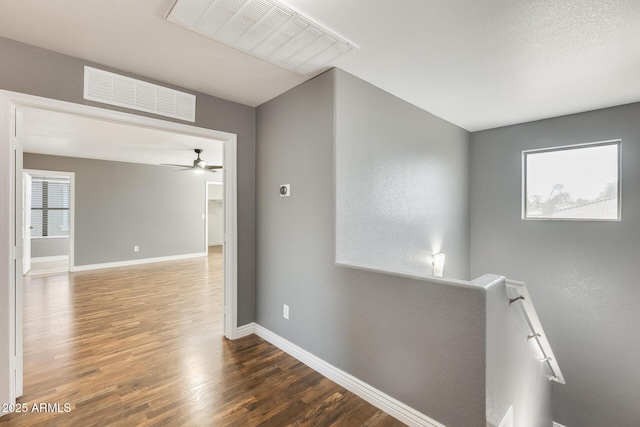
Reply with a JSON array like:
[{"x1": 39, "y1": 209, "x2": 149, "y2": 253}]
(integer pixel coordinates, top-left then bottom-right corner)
[
  {"x1": 31, "y1": 255, "x2": 69, "y2": 263},
  {"x1": 3, "y1": 90, "x2": 230, "y2": 140},
  {"x1": 71, "y1": 252, "x2": 206, "y2": 272},
  {"x1": 223, "y1": 140, "x2": 238, "y2": 339},
  {"x1": 252, "y1": 324, "x2": 445, "y2": 427},
  {"x1": 235, "y1": 323, "x2": 256, "y2": 338},
  {"x1": 14, "y1": 112, "x2": 23, "y2": 398},
  {"x1": 208, "y1": 241, "x2": 224, "y2": 246},
  {"x1": 1, "y1": 93, "x2": 17, "y2": 407},
  {"x1": 553, "y1": 422, "x2": 568, "y2": 427}
]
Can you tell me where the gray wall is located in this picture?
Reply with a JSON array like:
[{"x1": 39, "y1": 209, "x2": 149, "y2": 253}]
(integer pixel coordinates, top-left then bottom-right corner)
[
  {"x1": 0, "y1": 37, "x2": 255, "y2": 324},
  {"x1": 31, "y1": 237, "x2": 69, "y2": 258},
  {"x1": 481, "y1": 275, "x2": 553, "y2": 427},
  {"x1": 25, "y1": 154, "x2": 209, "y2": 265},
  {"x1": 470, "y1": 103, "x2": 640, "y2": 426},
  {"x1": 335, "y1": 69, "x2": 470, "y2": 279},
  {"x1": 256, "y1": 69, "x2": 487, "y2": 426}
]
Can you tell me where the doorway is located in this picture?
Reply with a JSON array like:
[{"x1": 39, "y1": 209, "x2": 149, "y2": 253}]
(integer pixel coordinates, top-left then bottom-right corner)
[
  {"x1": 206, "y1": 181, "x2": 225, "y2": 251},
  {"x1": 22, "y1": 170, "x2": 74, "y2": 276},
  {"x1": 0, "y1": 90, "x2": 239, "y2": 406}
]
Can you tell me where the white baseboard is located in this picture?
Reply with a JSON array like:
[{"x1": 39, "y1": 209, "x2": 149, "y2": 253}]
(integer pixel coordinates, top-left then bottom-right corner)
[
  {"x1": 208, "y1": 241, "x2": 223, "y2": 246},
  {"x1": 31, "y1": 255, "x2": 69, "y2": 262},
  {"x1": 71, "y1": 252, "x2": 207, "y2": 272},
  {"x1": 238, "y1": 323, "x2": 444, "y2": 427},
  {"x1": 235, "y1": 323, "x2": 255, "y2": 338},
  {"x1": 553, "y1": 422, "x2": 568, "y2": 427}
]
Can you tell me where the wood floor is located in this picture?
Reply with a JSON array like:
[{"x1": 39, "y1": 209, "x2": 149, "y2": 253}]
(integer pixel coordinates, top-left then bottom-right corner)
[{"x1": 1, "y1": 247, "x2": 405, "y2": 426}]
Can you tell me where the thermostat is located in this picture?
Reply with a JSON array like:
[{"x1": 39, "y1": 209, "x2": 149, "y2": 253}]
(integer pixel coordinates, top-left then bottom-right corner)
[{"x1": 279, "y1": 184, "x2": 290, "y2": 197}]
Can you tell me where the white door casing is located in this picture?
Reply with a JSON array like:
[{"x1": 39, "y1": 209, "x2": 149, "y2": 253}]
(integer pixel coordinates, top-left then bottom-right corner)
[
  {"x1": 14, "y1": 132, "x2": 24, "y2": 399},
  {"x1": 0, "y1": 90, "x2": 239, "y2": 412},
  {"x1": 22, "y1": 172, "x2": 31, "y2": 275}
]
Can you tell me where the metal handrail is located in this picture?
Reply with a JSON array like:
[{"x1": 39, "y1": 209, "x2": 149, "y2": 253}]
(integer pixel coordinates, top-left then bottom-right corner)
[{"x1": 505, "y1": 279, "x2": 566, "y2": 384}]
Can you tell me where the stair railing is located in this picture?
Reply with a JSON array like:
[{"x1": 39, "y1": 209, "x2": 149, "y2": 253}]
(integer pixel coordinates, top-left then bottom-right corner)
[{"x1": 506, "y1": 279, "x2": 565, "y2": 384}]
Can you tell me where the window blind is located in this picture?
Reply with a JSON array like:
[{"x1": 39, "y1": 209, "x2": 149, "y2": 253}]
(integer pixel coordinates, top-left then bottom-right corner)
[{"x1": 31, "y1": 178, "x2": 70, "y2": 237}]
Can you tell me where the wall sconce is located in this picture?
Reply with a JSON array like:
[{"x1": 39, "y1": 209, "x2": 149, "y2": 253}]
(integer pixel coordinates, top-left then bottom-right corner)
[{"x1": 433, "y1": 253, "x2": 445, "y2": 277}]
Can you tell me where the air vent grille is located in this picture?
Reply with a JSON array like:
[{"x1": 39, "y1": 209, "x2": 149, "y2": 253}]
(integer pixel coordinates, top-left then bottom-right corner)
[
  {"x1": 84, "y1": 67, "x2": 196, "y2": 122},
  {"x1": 166, "y1": 0, "x2": 357, "y2": 75}
]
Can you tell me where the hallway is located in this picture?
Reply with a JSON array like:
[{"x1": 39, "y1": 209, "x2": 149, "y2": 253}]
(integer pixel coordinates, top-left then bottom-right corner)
[{"x1": 1, "y1": 248, "x2": 403, "y2": 426}]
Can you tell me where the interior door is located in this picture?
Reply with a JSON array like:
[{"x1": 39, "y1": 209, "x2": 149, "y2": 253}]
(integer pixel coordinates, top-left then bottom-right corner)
[
  {"x1": 22, "y1": 173, "x2": 31, "y2": 274},
  {"x1": 14, "y1": 108, "x2": 24, "y2": 398}
]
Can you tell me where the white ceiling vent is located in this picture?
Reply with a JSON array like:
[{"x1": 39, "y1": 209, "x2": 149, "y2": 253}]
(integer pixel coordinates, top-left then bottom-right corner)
[
  {"x1": 84, "y1": 67, "x2": 196, "y2": 122},
  {"x1": 165, "y1": 0, "x2": 358, "y2": 75}
]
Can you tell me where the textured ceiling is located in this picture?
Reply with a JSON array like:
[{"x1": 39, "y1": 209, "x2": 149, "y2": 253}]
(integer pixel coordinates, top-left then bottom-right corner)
[{"x1": 1, "y1": 0, "x2": 639, "y2": 131}]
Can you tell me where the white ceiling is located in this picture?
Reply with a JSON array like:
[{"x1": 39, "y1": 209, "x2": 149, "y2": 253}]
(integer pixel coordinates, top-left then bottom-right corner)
[
  {"x1": 1, "y1": 0, "x2": 639, "y2": 131},
  {"x1": 20, "y1": 107, "x2": 224, "y2": 168}
]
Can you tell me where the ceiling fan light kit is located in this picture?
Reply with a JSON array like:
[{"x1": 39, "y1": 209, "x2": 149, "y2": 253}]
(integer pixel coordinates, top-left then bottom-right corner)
[{"x1": 165, "y1": 0, "x2": 358, "y2": 75}]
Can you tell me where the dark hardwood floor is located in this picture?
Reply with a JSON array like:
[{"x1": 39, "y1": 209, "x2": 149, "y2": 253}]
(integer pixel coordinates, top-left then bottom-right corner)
[{"x1": 1, "y1": 247, "x2": 405, "y2": 426}]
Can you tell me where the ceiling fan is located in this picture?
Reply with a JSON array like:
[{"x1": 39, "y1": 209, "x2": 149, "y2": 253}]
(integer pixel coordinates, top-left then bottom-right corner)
[{"x1": 162, "y1": 149, "x2": 222, "y2": 174}]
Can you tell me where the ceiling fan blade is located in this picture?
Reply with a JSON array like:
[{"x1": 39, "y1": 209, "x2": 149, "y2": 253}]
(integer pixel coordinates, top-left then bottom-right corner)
[
  {"x1": 161, "y1": 163, "x2": 192, "y2": 168},
  {"x1": 204, "y1": 165, "x2": 223, "y2": 170}
]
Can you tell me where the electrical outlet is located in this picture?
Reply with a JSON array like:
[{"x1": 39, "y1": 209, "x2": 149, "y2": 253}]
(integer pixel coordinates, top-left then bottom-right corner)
[
  {"x1": 283, "y1": 304, "x2": 289, "y2": 320},
  {"x1": 133, "y1": 245, "x2": 139, "y2": 252}
]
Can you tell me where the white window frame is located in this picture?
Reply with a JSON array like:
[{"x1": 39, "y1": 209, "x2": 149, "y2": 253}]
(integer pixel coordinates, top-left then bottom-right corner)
[
  {"x1": 30, "y1": 177, "x2": 71, "y2": 238},
  {"x1": 522, "y1": 139, "x2": 622, "y2": 221}
]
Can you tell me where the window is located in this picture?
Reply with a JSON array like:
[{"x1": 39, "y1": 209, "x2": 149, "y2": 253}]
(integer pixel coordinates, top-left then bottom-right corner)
[
  {"x1": 523, "y1": 140, "x2": 621, "y2": 220},
  {"x1": 31, "y1": 178, "x2": 70, "y2": 237}
]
